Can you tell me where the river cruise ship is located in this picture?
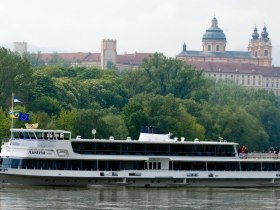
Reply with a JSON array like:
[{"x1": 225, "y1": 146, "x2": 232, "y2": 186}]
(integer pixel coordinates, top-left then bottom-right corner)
[{"x1": 0, "y1": 127, "x2": 280, "y2": 187}]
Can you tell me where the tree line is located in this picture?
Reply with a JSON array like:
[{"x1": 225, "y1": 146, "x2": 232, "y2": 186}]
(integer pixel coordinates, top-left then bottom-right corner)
[{"x1": 0, "y1": 47, "x2": 279, "y2": 151}]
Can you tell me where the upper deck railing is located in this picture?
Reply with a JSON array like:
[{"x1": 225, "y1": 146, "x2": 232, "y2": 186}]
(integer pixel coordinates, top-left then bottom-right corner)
[{"x1": 246, "y1": 152, "x2": 279, "y2": 159}]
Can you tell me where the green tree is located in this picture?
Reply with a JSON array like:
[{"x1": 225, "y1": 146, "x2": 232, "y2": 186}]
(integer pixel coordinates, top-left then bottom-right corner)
[
  {"x1": 24, "y1": 51, "x2": 45, "y2": 67},
  {"x1": 0, "y1": 47, "x2": 33, "y2": 106},
  {"x1": 47, "y1": 53, "x2": 71, "y2": 67},
  {"x1": 139, "y1": 53, "x2": 204, "y2": 98},
  {"x1": 123, "y1": 93, "x2": 205, "y2": 140},
  {"x1": 0, "y1": 108, "x2": 11, "y2": 140},
  {"x1": 32, "y1": 96, "x2": 61, "y2": 116}
]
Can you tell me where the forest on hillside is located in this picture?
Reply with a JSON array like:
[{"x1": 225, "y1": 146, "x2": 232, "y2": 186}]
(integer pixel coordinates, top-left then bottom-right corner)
[{"x1": 0, "y1": 47, "x2": 280, "y2": 151}]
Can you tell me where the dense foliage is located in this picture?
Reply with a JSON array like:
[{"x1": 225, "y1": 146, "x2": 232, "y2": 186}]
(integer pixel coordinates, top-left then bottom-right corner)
[{"x1": 0, "y1": 47, "x2": 280, "y2": 151}]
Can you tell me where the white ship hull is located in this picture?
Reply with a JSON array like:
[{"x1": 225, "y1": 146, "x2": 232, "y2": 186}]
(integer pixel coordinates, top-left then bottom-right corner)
[{"x1": 1, "y1": 169, "x2": 280, "y2": 187}]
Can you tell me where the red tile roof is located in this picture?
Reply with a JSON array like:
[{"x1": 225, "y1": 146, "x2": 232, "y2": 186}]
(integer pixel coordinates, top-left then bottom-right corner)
[
  {"x1": 39, "y1": 52, "x2": 153, "y2": 65},
  {"x1": 40, "y1": 52, "x2": 90, "y2": 62},
  {"x1": 117, "y1": 53, "x2": 153, "y2": 65}
]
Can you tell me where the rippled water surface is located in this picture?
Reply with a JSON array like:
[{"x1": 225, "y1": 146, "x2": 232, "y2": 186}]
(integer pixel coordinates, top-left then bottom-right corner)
[{"x1": 0, "y1": 186, "x2": 279, "y2": 209}]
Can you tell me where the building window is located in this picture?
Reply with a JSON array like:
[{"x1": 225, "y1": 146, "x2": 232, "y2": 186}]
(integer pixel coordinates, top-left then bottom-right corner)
[
  {"x1": 264, "y1": 49, "x2": 268, "y2": 57},
  {"x1": 216, "y1": 45, "x2": 220, "y2": 52},
  {"x1": 253, "y1": 80, "x2": 255, "y2": 85},
  {"x1": 242, "y1": 80, "x2": 244, "y2": 85},
  {"x1": 247, "y1": 80, "x2": 250, "y2": 85},
  {"x1": 208, "y1": 45, "x2": 211, "y2": 52}
]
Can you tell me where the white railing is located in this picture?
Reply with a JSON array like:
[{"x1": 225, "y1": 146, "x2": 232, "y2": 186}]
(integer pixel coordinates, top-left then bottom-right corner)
[{"x1": 246, "y1": 152, "x2": 279, "y2": 159}]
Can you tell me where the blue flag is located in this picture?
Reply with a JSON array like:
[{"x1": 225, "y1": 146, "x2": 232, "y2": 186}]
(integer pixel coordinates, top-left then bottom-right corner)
[{"x1": 18, "y1": 112, "x2": 29, "y2": 121}]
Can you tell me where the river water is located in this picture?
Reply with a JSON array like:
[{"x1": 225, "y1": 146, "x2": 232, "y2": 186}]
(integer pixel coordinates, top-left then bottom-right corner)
[{"x1": 0, "y1": 186, "x2": 279, "y2": 210}]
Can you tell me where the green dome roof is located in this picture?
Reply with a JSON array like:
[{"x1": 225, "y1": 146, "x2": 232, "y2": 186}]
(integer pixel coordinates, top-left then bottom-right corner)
[{"x1": 202, "y1": 17, "x2": 227, "y2": 41}]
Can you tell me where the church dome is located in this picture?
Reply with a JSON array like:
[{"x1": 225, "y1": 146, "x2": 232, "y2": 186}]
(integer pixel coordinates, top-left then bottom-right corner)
[
  {"x1": 261, "y1": 26, "x2": 269, "y2": 39},
  {"x1": 202, "y1": 17, "x2": 227, "y2": 41},
  {"x1": 251, "y1": 27, "x2": 259, "y2": 39}
]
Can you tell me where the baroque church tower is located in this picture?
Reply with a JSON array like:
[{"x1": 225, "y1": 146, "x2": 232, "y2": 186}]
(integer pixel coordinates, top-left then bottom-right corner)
[{"x1": 248, "y1": 26, "x2": 272, "y2": 66}]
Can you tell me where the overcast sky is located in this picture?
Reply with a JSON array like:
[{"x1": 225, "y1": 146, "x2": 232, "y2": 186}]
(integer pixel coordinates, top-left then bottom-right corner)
[{"x1": 0, "y1": 0, "x2": 279, "y2": 57}]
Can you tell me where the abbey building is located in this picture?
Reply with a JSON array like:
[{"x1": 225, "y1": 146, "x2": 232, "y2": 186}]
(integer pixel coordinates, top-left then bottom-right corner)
[{"x1": 176, "y1": 17, "x2": 280, "y2": 95}]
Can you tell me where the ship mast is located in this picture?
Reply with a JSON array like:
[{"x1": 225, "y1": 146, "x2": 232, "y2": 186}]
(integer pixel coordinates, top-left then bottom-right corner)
[{"x1": 11, "y1": 93, "x2": 14, "y2": 128}]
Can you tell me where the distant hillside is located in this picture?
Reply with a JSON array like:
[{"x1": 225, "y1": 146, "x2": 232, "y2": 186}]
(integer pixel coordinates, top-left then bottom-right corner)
[{"x1": 1, "y1": 43, "x2": 65, "y2": 53}]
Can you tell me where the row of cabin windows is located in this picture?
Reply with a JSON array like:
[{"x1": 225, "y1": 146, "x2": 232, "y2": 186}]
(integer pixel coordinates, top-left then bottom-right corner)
[
  {"x1": 71, "y1": 142, "x2": 236, "y2": 157},
  {"x1": 2, "y1": 158, "x2": 280, "y2": 171}
]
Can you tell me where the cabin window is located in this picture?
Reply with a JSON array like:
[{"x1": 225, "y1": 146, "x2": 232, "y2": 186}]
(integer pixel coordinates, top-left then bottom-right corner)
[
  {"x1": 64, "y1": 133, "x2": 70, "y2": 140},
  {"x1": 262, "y1": 162, "x2": 280, "y2": 171},
  {"x1": 11, "y1": 159, "x2": 21, "y2": 168},
  {"x1": 1, "y1": 158, "x2": 11, "y2": 169},
  {"x1": 207, "y1": 162, "x2": 240, "y2": 171},
  {"x1": 240, "y1": 162, "x2": 261, "y2": 171},
  {"x1": 35, "y1": 132, "x2": 44, "y2": 139}
]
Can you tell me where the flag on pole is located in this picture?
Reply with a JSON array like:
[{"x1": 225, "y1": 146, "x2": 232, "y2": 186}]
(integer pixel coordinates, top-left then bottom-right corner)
[
  {"x1": 18, "y1": 112, "x2": 29, "y2": 121},
  {"x1": 13, "y1": 96, "x2": 22, "y2": 103},
  {"x1": 9, "y1": 111, "x2": 19, "y2": 119}
]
